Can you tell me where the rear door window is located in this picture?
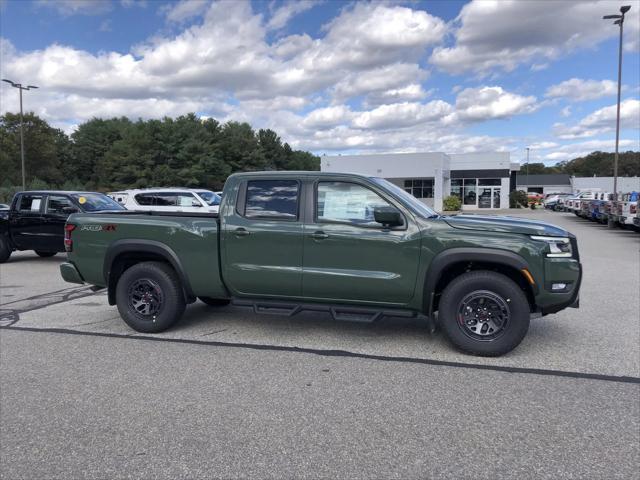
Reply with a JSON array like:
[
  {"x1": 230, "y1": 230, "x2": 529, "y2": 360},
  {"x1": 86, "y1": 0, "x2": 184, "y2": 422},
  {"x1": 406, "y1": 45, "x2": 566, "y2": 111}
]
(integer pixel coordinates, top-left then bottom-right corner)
[
  {"x1": 244, "y1": 180, "x2": 299, "y2": 220},
  {"x1": 18, "y1": 194, "x2": 43, "y2": 213}
]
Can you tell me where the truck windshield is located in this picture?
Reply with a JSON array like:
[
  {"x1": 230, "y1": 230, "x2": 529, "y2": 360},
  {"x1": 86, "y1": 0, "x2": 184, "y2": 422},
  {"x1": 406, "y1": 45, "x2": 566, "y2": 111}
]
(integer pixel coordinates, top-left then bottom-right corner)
[
  {"x1": 71, "y1": 193, "x2": 125, "y2": 212},
  {"x1": 196, "y1": 191, "x2": 221, "y2": 206},
  {"x1": 371, "y1": 178, "x2": 439, "y2": 218}
]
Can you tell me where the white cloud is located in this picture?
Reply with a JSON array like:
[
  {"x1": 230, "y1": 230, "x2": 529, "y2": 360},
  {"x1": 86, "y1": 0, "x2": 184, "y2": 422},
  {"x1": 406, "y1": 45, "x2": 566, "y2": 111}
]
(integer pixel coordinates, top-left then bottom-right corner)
[
  {"x1": 452, "y1": 86, "x2": 538, "y2": 122},
  {"x1": 34, "y1": 0, "x2": 112, "y2": 16},
  {"x1": 331, "y1": 63, "x2": 429, "y2": 103},
  {"x1": 554, "y1": 99, "x2": 640, "y2": 139},
  {"x1": 560, "y1": 106, "x2": 572, "y2": 118},
  {"x1": 267, "y1": 1, "x2": 320, "y2": 31},
  {"x1": 121, "y1": 0, "x2": 147, "y2": 7},
  {"x1": 160, "y1": 0, "x2": 209, "y2": 24},
  {"x1": 528, "y1": 141, "x2": 559, "y2": 150},
  {"x1": 430, "y1": 0, "x2": 640, "y2": 75},
  {"x1": 302, "y1": 105, "x2": 355, "y2": 129},
  {"x1": 545, "y1": 78, "x2": 618, "y2": 102},
  {"x1": 353, "y1": 101, "x2": 453, "y2": 130}
]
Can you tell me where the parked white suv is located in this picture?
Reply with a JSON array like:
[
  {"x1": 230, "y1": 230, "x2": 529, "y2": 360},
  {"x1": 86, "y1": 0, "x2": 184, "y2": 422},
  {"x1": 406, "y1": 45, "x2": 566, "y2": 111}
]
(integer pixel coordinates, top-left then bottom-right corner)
[{"x1": 108, "y1": 188, "x2": 220, "y2": 214}]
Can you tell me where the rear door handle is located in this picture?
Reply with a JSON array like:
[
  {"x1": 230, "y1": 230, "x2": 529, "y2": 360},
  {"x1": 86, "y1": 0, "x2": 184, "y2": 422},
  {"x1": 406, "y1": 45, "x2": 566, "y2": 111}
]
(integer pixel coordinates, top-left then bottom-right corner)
[
  {"x1": 234, "y1": 227, "x2": 250, "y2": 237},
  {"x1": 311, "y1": 231, "x2": 329, "y2": 240}
]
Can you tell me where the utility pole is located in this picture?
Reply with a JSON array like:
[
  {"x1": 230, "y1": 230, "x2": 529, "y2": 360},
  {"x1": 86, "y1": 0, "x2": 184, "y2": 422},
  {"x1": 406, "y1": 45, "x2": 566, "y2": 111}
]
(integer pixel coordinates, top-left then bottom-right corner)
[
  {"x1": 525, "y1": 147, "x2": 530, "y2": 193},
  {"x1": 603, "y1": 5, "x2": 631, "y2": 227},
  {"x1": 2, "y1": 79, "x2": 39, "y2": 190}
]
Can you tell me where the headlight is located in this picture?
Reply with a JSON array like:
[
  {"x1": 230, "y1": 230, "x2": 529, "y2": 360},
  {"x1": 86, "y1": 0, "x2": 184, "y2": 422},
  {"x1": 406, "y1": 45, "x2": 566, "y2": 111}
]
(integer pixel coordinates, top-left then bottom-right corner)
[{"x1": 530, "y1": 235, "x2": 572, "y2": 257}]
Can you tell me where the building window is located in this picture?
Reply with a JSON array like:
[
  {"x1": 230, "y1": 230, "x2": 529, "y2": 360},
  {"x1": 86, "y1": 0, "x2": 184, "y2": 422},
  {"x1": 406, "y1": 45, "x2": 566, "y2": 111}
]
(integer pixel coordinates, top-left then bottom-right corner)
[
  {"x1": 450, "y1": 179, "x2": 463, "y2": 199},
  {"x1": 463, "y1": 179, "x2": 477, "y2": 205},
  {"x1": 478, "y1": 178, "x2": 501, "y2": 186},
  {"x1": 404, "y1": 179, "x2": 433, "y2": 199}
]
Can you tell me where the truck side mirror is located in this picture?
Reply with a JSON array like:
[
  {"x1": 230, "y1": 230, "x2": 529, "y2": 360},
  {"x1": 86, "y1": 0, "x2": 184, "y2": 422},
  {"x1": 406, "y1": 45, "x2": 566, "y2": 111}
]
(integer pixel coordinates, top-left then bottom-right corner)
[{"x1": 374, "y1": 206, "x2": 403, "y2": 228}]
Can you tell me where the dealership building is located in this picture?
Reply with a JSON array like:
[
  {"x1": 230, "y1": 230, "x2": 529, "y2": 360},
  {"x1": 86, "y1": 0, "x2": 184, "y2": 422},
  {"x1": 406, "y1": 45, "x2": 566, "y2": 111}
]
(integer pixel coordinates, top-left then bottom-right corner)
[{"x1": 321, "y1": 152, "x2": 519, "y2": 211}]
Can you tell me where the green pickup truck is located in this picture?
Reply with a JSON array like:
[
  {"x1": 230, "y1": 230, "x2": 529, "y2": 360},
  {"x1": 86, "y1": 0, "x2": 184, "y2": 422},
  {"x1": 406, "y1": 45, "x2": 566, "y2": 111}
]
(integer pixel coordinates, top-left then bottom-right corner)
[{"x1": 60, "y1": 172, "x2": 581, "y2": 356}]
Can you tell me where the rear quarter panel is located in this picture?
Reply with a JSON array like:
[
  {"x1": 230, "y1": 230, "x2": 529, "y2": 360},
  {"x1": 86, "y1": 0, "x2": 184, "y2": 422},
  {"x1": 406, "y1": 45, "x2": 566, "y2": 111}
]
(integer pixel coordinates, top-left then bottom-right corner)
[{"x1": 68, "y1": 213, "x2": 226, "y2": 298}]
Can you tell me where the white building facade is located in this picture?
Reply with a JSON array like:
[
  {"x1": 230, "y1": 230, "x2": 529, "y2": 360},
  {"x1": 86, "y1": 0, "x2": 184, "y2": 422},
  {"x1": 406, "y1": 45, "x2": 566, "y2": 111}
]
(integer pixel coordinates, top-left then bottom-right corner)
[{"x1": 321, "y1": 152, "x2": 516, "y2": 211}]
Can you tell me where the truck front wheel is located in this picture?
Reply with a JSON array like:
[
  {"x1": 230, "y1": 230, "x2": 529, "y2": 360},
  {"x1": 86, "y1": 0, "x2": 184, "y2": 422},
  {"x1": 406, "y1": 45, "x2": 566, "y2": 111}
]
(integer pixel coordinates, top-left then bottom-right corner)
[
  {"x1": 116, "y1": 261, "x2": 186, "y2": 333},
  {"x1": 438, "y1": 271, "x2": 530, "y2": 357}
]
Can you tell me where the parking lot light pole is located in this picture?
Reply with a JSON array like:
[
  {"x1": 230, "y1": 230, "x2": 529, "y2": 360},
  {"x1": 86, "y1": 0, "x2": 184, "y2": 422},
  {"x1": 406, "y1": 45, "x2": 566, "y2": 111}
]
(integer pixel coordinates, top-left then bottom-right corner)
[
  {"x1": 525, "y1": 147, "x2": 530, "y2": 193},
  {"x1": 602, "y1": 5, "x2": 631, "y2": 225},
  {"x1": 2, "y1": 79, "x2": 39, "y2": 191}
]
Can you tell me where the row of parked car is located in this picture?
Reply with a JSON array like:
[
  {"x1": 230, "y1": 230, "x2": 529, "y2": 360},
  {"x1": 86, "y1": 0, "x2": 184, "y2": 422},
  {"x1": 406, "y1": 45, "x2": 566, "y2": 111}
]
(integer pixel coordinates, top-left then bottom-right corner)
[
  {"x1": 544, "y1": 191, "x2": 639, "y2": 229},
  {"x1": 0, "y1": 187, "x2": 222, "y2": 263}
]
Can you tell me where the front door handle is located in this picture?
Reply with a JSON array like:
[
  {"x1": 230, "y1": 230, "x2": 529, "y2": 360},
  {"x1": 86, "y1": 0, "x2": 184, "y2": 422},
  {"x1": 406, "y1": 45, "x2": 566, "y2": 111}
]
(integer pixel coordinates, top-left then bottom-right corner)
[
  {"x1": 234, "y1": 227, "x2": 250, "y2": 237},
  {"x1": 311, "y1": 231, "x2": 329, "y2": 240}
]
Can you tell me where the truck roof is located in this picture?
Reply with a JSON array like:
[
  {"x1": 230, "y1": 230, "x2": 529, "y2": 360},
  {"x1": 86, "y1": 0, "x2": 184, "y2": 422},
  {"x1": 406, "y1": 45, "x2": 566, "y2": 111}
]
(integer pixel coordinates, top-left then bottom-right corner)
[
  {"x1": 15, "y1": 190, "x2": 103, "y2": 195},
  {"x1": 228, "y1": 171, "x2": 375, "y2": 180}
]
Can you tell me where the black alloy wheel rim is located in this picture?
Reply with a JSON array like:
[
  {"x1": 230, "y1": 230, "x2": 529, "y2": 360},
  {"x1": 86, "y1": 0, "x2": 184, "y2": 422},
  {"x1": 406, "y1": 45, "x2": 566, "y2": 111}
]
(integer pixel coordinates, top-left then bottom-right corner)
[
  {"x1": 128, "y1": 278, "x2": 164, "y2": 320},
  {"x1": 457, "y1": 290, "x2": 510, "y2": 341}
]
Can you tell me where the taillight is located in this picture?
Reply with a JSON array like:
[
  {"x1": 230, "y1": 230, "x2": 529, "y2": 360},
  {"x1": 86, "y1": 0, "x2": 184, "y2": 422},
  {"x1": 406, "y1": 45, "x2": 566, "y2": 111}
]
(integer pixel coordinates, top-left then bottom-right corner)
[{"x1": 64, "y1": 223, "x2": 76, "y2": 252}]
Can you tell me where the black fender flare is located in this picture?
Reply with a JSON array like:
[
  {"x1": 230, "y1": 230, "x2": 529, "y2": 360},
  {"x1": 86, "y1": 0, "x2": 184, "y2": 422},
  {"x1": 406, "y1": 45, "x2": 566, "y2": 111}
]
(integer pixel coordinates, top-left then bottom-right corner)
[
  {"x1": 423, "y1": 247, "x2": 533, "y2": 316},
  {"x1": 104, "y1": 239, "x2": 195, "y2": 305}
]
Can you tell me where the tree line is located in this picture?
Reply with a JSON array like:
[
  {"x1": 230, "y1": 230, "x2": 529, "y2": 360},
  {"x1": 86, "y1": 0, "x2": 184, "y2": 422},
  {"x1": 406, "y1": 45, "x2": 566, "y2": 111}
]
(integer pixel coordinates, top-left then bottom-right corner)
[
  {"x1": 523, "y1": 151, "x2": 639, "y2": 177},
  {"x1": 0, "y1": 112, "x2": 320, "y2": 202}
]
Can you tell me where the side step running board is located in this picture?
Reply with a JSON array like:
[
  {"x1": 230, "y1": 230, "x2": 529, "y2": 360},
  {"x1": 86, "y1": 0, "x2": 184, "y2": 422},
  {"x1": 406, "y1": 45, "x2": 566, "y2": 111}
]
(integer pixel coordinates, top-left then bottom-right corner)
[{"x1": 231, "y1": 298, "x2": 418, "y2": 324}]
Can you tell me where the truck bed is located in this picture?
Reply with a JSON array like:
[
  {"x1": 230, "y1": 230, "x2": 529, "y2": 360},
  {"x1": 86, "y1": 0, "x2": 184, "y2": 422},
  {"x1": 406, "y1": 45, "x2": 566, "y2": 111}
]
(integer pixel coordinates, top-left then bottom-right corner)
[{"x1": 67, "y1": 212, "x2": 227, "y2": 300}]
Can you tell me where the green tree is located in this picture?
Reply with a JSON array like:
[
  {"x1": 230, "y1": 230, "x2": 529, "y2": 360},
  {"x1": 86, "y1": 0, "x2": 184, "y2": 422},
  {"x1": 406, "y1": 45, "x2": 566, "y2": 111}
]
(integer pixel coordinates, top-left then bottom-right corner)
[
  {"x1": 71, "y1": 117, "x2": 131, "y2": 188},
  {"x1": 0, "y1": 112, "x2": 68, "y2": 186}
]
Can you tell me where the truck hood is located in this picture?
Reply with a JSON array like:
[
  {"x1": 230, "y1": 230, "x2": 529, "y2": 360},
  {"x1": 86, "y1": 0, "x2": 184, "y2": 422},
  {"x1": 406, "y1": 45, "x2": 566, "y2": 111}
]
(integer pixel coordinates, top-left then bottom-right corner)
[{"x1": 443, "y1": 214, "x2": 570, "y2": 237}]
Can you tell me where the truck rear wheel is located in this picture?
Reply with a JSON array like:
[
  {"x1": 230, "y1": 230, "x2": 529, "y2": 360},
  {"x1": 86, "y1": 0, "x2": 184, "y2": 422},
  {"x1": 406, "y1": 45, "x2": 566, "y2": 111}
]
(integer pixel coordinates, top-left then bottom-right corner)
[
  {"x1": 0, "y1": 236, "x2": 11, "y2": 263},
  {"x1": 438, "y1": 271, "x2": 530, "y2": 357},
  {"x1": 116, "y1": 261, "x2": 186, "y2": 333}
]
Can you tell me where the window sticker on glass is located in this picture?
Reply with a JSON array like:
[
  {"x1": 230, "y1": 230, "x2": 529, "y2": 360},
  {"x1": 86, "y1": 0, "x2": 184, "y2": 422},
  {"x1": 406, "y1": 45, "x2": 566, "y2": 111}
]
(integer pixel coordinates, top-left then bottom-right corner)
[
  {"x1": 31, "y1": 198, "x2": 41, "y2": 211},
  {"x1": 318, "y1": 182, "x2": 390, "y2": 225},
  {"x1": 322, "y1": 190, "x2": 369, "y2": 221}
]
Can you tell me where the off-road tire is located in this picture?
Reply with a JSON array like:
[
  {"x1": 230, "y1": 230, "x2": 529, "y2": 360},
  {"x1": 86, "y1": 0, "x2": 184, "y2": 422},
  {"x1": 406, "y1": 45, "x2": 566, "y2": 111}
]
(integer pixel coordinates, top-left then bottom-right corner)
[
  {"x1": 199, "y1": 297, "x2": 231, "y2": 307},
  {"x1": 35, "y1": 251, "x2": 56, "y2": 258},
  {"x1": 438, "y1": 271, "x2": 530, "y2": 357},
  {"x1": 0, "y1": 235, "x2": 11, "y2": 263},
  {"x1": 116, "y1": 261, "x2": 186, "y2": 333}
]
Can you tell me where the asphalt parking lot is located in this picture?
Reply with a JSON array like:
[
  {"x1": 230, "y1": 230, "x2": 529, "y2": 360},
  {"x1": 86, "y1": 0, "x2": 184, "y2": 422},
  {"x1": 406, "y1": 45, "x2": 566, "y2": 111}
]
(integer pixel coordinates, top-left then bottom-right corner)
[{"x1": 1, "y1": 210, "x2": 639, "y2": 479}]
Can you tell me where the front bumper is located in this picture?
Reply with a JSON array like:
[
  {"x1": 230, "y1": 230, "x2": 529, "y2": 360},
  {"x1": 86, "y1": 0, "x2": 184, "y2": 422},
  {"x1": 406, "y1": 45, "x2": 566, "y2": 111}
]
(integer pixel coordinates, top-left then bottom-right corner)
[
  {"x1": 60, "y1": 262, "x2": 84, "y2": 285},
  {"x1": 538, "y1": 259, "x2": 582, "y2": 315}
]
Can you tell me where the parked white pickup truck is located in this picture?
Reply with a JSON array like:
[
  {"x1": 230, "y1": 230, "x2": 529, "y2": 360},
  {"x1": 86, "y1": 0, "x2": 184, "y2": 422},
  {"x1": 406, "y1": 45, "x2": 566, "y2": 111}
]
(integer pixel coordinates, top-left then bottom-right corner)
[
  {"x1": 565, "y1": 191, "x2": 600, "y2": 215},
  {"x1": 616, "y1": 192, "x2": 639, "y2": 228}
]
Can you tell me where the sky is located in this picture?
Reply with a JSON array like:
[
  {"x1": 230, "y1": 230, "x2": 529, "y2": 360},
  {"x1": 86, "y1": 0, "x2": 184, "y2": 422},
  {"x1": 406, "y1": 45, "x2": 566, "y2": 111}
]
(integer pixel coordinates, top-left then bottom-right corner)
[{"x1": 0, "y1": 0, "x2": 639, "y2": 165}]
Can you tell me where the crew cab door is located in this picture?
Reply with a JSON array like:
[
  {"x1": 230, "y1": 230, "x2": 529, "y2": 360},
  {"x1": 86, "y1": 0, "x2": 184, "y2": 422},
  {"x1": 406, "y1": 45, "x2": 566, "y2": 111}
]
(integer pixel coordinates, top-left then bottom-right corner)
[
  {"x1": 41, "y1": 195, "x2": 79, "y2": 252},
  {"x1": 302, "y1": 180, "x2": 422, "y2": 305},
  {"x1": 221, "y1": 178, "x2": 303, "y2": 297},
  {"x1": 10, "y1": 193, "x2": 47, "y2": 250}
]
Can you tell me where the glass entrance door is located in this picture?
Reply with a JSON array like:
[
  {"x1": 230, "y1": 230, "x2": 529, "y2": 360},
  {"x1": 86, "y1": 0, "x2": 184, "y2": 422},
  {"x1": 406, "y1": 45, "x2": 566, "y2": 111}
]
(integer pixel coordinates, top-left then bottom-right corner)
[
  {"x1": 492, "y1": 187, "x2": 501, "y2": 208},
  {"x1": 479, "y1": 187, "x2": 501, "y2": 209}
]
